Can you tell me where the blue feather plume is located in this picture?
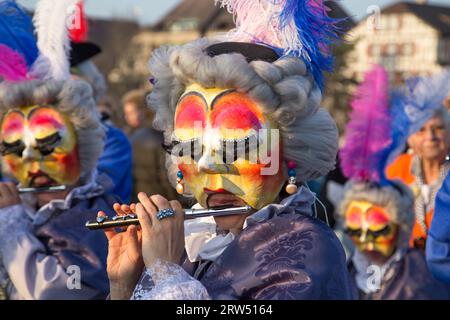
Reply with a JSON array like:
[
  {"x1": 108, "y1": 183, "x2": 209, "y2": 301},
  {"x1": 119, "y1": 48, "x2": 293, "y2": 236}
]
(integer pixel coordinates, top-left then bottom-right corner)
[
  {"x1": 0, "y1": 0, "x2": 38, "y2": 69},
  {"x1": 279, "y1": 0, "x2": 342, "y2": 90}
]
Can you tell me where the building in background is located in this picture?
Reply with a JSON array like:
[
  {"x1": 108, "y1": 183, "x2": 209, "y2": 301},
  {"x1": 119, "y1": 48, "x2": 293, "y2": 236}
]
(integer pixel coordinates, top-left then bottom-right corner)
[
  {"x1": 109, "y1": 0, "x2": 354, "y2": 132},
  {"x1": 108, "y1": 0, "x2": 233, "y2": 96},
  {"x1": 346, "y1": 1, "x2": 450, "y2": 84}
]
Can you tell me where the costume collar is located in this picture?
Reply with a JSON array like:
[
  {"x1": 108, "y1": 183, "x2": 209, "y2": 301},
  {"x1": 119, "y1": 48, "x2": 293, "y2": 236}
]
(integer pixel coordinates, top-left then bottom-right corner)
[{"x1": 185, "y1": 186, "x2": 316, "y2": 263}]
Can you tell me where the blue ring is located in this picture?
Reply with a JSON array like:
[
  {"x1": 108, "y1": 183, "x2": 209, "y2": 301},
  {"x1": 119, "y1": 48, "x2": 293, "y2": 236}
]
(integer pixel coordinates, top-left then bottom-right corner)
[{"x1": 156, "y1": 208, "x2": 175, "y2": 220}]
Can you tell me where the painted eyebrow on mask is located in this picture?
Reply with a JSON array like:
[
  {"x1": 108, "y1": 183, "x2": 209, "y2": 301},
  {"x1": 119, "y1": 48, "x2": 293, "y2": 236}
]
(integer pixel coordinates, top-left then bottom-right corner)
[
  {"x1": 210, "y1": 89, "x2": 237, "y2": 110},
  {"x1": 1, "y1": 111, "x2": 25, "y2": 133},
  {"x1": 178, "y1": 92, "x2": 208, "y2": 111}
]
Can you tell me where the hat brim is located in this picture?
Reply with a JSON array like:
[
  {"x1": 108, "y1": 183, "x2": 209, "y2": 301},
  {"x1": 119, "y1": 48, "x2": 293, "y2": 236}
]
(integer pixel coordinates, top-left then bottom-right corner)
[{"x1": 70, "y1": 41, "x2": 102, "y2": 67}]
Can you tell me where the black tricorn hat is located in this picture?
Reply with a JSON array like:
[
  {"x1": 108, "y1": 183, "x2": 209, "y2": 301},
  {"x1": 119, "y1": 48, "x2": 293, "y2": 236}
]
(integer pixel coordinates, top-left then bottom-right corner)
[
  {"x1": 205, "y1": 42, "x2": 279, "y2": 63},
  {"x1": 70, "y1": 41, "x2": 102, "y2": 67}
]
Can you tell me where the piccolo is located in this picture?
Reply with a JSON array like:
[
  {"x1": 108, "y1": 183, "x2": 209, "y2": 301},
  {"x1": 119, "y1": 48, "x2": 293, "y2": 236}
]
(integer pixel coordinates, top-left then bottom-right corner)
[
  {"x1": 18, "y1": 185, "x2": 67, "y2": 194},
  {"x1": 85, "y1": 205, "x2": 252, "y2": 230}
]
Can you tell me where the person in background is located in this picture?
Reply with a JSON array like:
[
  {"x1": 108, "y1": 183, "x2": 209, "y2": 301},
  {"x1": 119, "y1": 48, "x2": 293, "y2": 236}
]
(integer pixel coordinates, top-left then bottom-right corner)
[
  {"x1": 0, "y1": 0, "x2": 118, "y2": 299},
  {"x1": 338, "y1": 66, "x2": 450, "y2": 299},
  {"x1": 122, "y1": 89, "x2": 178, "y2": 202},
  {"x1": 70, "y1": 38, "x2": 133, "y2": 203},
  {"x1": 387, "y1": 106, "x2": 450, "y2": 249},
  {"x1": 96, "y1": 96, "x2": 133, "y2": 203}
]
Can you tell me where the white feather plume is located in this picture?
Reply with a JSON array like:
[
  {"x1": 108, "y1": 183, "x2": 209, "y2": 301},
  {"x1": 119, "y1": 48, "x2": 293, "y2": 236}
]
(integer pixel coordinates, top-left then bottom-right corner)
[{"x1": 31, "y1": 0, "x2": 79, "y2": 81}]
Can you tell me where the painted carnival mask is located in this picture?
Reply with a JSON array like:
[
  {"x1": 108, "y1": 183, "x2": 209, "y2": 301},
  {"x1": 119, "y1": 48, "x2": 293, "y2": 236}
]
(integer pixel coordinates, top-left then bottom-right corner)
[
  {"x1": 345, "y1": 200, "x2": 398, "y2": 257},
  {"x1": 0, "y1": 106, "x2": 80, "y2": 188},
  {"x1": 172, "y1": 84, "x2": 285, "y2": 210}
]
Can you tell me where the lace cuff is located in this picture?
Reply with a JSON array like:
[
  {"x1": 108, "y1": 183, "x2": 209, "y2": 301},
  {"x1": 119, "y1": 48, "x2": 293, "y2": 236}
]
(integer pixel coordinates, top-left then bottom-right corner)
[{"x1": 131, "y1": 260, "x2": 210, "y2": 300}]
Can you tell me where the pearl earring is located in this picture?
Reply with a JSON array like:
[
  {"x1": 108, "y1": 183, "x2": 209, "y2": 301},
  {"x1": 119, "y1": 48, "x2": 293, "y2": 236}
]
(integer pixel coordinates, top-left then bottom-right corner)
[
  {"x1": 285, "y1": 160, "x2": 298, "y2": 195},
  {"x1": 176, "y1": 170, "x2": 184, "y2": 194}
]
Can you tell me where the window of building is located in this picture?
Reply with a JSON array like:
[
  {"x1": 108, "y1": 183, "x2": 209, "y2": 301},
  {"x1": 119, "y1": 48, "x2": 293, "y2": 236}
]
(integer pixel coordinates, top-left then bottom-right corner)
[{"x1": 170, "y1": 18, "x2": 198, "y2": 32}]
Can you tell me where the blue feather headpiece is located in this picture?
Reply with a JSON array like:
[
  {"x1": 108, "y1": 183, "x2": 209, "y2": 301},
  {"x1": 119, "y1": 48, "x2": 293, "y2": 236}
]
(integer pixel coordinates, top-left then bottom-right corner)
[{"x1": 215, "y1": 0, "x2": 342, "y2": 90}]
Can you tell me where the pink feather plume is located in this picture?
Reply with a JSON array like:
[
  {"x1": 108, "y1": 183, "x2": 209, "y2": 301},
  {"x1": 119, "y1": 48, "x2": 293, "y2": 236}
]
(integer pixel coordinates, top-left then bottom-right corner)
[
  {"x1": 0, "y1": 44, "x2": 28, "y2": 82},
  {"x1": 340, "y1": 65, "x2": 391, "y2": 183}
]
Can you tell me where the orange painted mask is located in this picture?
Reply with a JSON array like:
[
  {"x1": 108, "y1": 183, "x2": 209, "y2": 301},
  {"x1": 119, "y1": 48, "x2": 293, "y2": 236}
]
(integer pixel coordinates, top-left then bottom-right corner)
[
  {"x1": 172, "y1": 84, "x2": 285, "y2": 209},
  {"x1": 345, "y1": 200, "x2": 398, "y2": 257},
  {"x1": 0, "y1": 106, "x2": 80, "y2": 188}
]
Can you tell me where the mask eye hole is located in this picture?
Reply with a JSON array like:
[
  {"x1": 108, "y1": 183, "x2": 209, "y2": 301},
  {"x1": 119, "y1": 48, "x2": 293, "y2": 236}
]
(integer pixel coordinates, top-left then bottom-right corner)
[
  {"x1": 35, "y1": 132, "x2": 61, "y2": 156},
  {"x1": 367, "y1": 225, "x2": 392, "y2": 239},
  {"x1": 221, "y1": 135, "x2": 260, "y2": 164},
  {"x1": 163, "y1": 138, "x2": 203, "y2": 162},
  {"x1": 0, "y1": 140, "x2": 25, "y2": 157},
  {"x1": 345, "y1": 227, "x2": 362, "y2": 238}
]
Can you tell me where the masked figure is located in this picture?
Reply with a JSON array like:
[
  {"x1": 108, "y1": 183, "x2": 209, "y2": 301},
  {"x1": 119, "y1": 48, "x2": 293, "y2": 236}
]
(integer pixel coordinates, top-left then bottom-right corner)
[
  {"x1": 0, "y1": 0, "x2": 118, "y2": 299},
  {"x1": 103, "y1": 0, "x2": 354, "y2": 300},
  {"x1": 338, "y1": 65, "x2": 450, "y2": 300}
]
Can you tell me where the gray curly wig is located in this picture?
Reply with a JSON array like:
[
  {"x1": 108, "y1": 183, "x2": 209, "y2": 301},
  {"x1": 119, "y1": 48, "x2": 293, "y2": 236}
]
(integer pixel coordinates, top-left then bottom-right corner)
[
  {"x1": 338, "y1": 181, "x2": 415, "y2": 247},
  {"x1": 148, "y1": 38, "x2": 338, "y2": 188},
  {"x1": 0, "y1": 79, "x2": 104, "y2": 179}
]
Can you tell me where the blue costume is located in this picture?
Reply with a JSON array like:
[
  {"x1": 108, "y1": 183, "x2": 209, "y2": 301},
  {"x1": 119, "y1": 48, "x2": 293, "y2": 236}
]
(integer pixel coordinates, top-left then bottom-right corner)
[
  {"x1": 98, "y1": 123, "x2": 133, "y2": 203},
  {"x1": 426, "y1": 172, "x2": 450, "y2": 284}
]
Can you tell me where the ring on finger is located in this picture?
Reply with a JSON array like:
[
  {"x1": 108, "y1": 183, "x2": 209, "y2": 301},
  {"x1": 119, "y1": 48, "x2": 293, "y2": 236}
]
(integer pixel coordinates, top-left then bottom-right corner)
[{"x1": 156, "y1": 208, "x2": 175, "y2": 220}]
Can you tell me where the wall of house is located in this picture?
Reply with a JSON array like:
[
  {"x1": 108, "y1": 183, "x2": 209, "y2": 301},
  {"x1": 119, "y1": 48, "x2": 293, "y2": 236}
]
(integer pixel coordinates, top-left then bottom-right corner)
[{"x1": 345, "y1": 12, "x2": 443, "y2": 84}]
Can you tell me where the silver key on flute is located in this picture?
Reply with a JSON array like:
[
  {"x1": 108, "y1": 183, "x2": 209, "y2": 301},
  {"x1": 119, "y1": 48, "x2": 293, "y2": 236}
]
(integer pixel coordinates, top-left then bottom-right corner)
[
  {"x1": 18, "y1": 185, "x2": 67, "y2": 194},
  {"x1": 85, "y1": 205, "x2": 253, "y2": 230}
]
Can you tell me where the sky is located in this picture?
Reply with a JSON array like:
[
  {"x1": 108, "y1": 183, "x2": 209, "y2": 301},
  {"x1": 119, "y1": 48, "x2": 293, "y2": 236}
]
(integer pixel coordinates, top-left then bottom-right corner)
[{"x1": 16, "y1": 0, "x2": 450, "y2": 26}]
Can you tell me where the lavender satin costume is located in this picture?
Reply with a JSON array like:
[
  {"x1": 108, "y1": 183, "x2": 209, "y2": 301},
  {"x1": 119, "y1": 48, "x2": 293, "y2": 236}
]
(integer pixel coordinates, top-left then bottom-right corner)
[
  {"x1": 348, "y1": 249, "x2": 450, "y2": 300},
  {"x1": 131, "y1": 188, "x2": 355, "y2": 300},
  {"x1": 0, "y1": 172, "x2": 118, "y2": 300}
]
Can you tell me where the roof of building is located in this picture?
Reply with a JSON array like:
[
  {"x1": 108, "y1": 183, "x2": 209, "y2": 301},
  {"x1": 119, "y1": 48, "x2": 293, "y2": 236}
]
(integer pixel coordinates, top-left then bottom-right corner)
[
  {"x1": 379, "y1": 1, "x2": 450, "y2": 35},
  {"x1": 152, "y1": 0, "x2": 354, "y2": 34}
]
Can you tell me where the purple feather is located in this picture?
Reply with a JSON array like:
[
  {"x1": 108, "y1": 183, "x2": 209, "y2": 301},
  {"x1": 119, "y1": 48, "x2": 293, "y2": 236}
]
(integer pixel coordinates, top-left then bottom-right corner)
[
  {"x1": 0, "y1": 44, "x2": 28, "y2": 81},
  {"x1": 340, "y1": 65, "x2": 391, "y2": 183}
]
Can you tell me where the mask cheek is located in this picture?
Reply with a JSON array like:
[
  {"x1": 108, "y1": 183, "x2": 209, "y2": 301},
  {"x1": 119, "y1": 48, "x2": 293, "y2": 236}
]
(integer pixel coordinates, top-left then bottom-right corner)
[
  {"x1": 41, "y1": 147, "x2": 81, "y2": 185},
  {"x1": 3, "y1": 155, "x2": 28, "y2": 184}
]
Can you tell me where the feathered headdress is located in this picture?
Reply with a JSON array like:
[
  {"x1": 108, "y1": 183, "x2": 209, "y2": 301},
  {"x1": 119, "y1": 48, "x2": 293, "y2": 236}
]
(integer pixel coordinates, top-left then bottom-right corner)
[
  {"x1": 0, "y1": 0, "x2": 79, "y2": 82},
  {"x1": 341, "y1": 66, "x2": 450, "y2": 187},
  {"x1": 0, "y1": 0, "x2": 38, "y2": 81},
  {"x1": 340, "y1": 65, "x2": 391, "y2": 185},
  {"x1": 215, "y1": 0, "x2": 341, "y2": 90}
]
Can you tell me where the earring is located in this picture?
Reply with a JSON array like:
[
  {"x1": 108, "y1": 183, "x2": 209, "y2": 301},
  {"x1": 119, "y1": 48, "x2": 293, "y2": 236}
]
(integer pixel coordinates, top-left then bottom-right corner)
[
  {"x1": 176, "y1": 170, "x2": 184, "y2": 194},
  {"x1": 285, "y1": 160, "x2": 298, "y2": 195}
]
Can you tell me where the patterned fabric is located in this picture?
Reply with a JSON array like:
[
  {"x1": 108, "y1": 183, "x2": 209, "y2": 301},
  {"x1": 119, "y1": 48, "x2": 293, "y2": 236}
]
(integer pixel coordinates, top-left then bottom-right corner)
[
  {"x1": 0, "y1": 172, "x2": 119, "y2": 300},
  {"x1": 131, "y1": 188, "x2": 355, "y2": 300},
  {"x1": 348, "y1": 249, "x2": 450, "y2": 300}
]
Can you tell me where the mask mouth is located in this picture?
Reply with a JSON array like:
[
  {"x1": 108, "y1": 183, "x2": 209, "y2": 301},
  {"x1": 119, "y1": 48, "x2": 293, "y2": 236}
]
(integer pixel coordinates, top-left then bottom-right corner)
[
  {"x1": 205, "y1": 188, "x2": 247, "y2": 209},
  {"x1": 28, "y1": 171, "x2": 57, "y2": 188}
]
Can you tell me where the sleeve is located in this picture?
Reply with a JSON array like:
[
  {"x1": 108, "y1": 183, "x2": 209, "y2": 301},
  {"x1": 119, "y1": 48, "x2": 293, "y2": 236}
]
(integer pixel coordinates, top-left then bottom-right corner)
[
  {"x1": 426, "y1": 173, "x2": 450, "y2": 284},
  {"x1": 97, "y1": 124, "x2": 133, "y2": 203},
  {"x1": 131, "y1": 259, "x2": 210, "y2": 300},
  {"x1": 0, "y1": 205, "x2": 103, "y2": 300}
]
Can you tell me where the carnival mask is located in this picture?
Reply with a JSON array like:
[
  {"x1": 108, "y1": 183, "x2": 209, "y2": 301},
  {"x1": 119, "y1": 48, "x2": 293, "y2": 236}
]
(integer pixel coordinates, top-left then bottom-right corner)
[
  {"x1": 171, "y1": 84, "x2": 285, "y2": 210},
  {"x1": 0, "y1": 106, "x2": 80, "y2": 188},
  {"x1": 345, "y1": 200, "x2": 398, "y2": 257}
]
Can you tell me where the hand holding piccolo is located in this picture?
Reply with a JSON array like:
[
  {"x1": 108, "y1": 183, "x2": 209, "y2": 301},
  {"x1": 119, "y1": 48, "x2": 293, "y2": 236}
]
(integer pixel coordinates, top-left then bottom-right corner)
[{"x1": 86, "y1": 205, "x2": 252, "y2": 230}]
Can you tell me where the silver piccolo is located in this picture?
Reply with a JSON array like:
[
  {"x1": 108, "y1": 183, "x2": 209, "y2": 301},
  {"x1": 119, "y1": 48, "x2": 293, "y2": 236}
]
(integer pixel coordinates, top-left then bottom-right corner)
[
  {"x1": 85, "y1": 205, "x2": 252, "y2": 230},
  {"x1": 18, "y1": 185, "x2": 67, "y2": 194}
]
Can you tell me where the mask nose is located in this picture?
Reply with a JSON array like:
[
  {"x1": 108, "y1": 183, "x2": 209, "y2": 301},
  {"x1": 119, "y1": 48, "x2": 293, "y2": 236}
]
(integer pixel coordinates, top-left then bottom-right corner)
[
  {"x1": 22, "y1": 145, "x2": 40, "y2": 162},
  {"x1": 21, "y1": 132, "x2": 39, "y2": 162},
  {"x1": 359, "y1": 229, "x2": 368, "y2": 243},
  {"x1": 197, "y1": 145, "x2": 228, "y2": 174}
]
